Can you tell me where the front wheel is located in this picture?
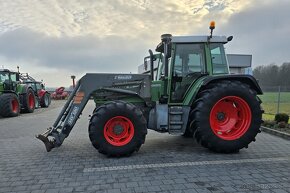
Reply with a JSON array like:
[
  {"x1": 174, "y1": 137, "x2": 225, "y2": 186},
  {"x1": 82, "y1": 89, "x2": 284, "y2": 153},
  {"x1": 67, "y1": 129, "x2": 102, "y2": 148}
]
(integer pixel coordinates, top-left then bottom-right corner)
[
  {"x1": 40, "y1": 93, "x2": 51, "y2": 108},
  {"x1": 22, "y1": 88, "x2": 35, "y2": 113},
  {"x1": 88, "y1": 101, "x2": 147, "y2": 157},
  {"x1": 192, "y1": 81, "x2": 263, "y2": 153}
]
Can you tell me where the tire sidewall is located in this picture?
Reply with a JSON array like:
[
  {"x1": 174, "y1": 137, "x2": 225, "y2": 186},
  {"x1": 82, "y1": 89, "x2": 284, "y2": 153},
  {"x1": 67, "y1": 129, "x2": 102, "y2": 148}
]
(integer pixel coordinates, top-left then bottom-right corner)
[
  {"x1": 35, "y1": 96, "x2": 40, "y2": 109},
  {"x1": 24, "y1": 88, "x2": 35, "y2": 112},
  {"x1": 42, "y1": 93, "x2": 50, "y2": 107},
  {"x1": 0, "y1": 93, "x2": 20, "y2": 117}
]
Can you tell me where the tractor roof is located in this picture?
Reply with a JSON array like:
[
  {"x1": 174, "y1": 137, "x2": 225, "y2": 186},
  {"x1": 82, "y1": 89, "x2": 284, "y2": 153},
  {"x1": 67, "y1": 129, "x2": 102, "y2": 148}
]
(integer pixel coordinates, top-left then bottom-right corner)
[
  {"x1": 22, "y1": 81, "x2": 42, "y2": 84},
  {"x1": 0, "y1": 69, "x2": 18, "y2": 73},
  {"x1": 156, "y1": 35, "x2": 230, "y2": 52},
  {"x1": 171, "y1": 35, "x2": 228, "y2": 43},
  {"x1": 0, "y1": 69, "x2": 11, "y2": 72}
]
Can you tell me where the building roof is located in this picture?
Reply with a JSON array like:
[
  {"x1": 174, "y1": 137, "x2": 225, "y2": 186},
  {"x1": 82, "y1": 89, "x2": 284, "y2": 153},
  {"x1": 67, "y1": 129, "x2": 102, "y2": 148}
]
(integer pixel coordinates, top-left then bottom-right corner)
[{"x1": 227, "y1": 54, "x2": 252, "y2": 68}]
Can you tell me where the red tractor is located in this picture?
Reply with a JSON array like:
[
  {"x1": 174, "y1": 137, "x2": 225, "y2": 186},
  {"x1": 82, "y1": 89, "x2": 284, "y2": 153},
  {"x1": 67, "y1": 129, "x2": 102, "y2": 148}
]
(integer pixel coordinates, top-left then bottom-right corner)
[{"x1": 51, "y1": 87, "x2": 69, "y2": 100}]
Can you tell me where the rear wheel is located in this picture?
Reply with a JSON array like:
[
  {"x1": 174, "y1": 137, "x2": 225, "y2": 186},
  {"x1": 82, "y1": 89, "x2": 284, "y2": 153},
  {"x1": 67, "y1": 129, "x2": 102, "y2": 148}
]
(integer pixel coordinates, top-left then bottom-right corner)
[
  {"x1": 182, "y1": 110, "x2": 196, "y2": 138},
  {"x1": 89, "y1": 101, "x2": 147, "y2": 157},
  {"x1": 0, "y1": 93, "x2": 20, "y2": 117},
  {"x1": 40, "y1": 93, "x2": 50, "y2": 107},
  {"x1": 192, "y1": 81, "x2": 263, "y2": 153},
  {"x1": 22, "y1": 88, "x2": 35, "y2": 113}
]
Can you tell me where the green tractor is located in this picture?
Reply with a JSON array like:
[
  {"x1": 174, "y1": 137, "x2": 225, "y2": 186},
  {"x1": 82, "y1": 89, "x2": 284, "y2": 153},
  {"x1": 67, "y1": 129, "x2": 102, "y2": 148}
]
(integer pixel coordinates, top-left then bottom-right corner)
[
  {"x1": 37, "y1": 23, "x2": 263, "y2": 156},
  {"x1": 0, "y1": 69, "x2": 36, "y2": 117},
  {"x1": 20, "y1": 73, "x2": 51, "y2": 108}
]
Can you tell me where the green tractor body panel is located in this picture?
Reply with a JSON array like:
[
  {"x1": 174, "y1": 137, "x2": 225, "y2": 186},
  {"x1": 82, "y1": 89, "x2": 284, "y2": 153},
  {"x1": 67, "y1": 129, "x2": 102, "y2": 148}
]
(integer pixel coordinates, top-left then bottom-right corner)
[
  {"x1": 150, "y1": 80, "x2": 165, "y2": 102},
  {"x1": 0, "y1": 82, "x2": 4, "y2": 94},
  {"x1": 16, "y1": 84, "x2": 27, "y2": 94}
]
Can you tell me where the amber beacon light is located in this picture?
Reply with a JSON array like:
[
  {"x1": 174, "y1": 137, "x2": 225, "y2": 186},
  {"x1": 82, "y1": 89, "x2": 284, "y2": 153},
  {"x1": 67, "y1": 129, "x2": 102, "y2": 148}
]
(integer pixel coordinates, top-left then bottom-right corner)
[
  {"x1": 209, "y1": 21, "x2": 215, "y2": 30},
  {"x1": 209, "y1": 21, "x2": 215, "y2": 38}
]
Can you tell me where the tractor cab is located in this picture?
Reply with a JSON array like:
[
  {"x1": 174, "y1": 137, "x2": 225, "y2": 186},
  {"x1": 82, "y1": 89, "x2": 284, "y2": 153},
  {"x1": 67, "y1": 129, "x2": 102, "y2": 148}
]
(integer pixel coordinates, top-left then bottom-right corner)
[
  {"x1": 148, "y1": 32, "x2": 232, "y2": 104},
  {"x1": 0, "y1": 69, "x2": 20, "y2": 92}
]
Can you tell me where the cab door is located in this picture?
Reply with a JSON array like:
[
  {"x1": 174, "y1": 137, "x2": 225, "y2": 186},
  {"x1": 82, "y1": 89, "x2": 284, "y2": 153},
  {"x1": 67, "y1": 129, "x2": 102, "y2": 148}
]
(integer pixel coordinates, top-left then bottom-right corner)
[
  {"x1": 169, "y1": 43, "x2": 206, "y2": 103},
  {"x1": 9, "y1": 73, "x2": 18, "y2": 92}
]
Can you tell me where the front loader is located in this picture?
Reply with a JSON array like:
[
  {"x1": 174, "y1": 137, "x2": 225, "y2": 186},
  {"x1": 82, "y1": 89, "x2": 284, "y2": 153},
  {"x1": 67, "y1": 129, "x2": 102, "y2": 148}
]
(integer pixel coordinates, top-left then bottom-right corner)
[{"x1": 37, "y1": 22, "x2": 263, "y2": 156}]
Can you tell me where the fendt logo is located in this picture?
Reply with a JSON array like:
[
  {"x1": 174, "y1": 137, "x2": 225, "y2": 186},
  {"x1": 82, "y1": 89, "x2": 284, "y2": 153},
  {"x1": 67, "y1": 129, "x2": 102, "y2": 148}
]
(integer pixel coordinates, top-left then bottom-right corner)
[
  {"x1": 114, "y1": 75, "x2": 132, "y2": 80},
  {"x1": 67, "y1": 106, "x2": 79, "y2": 126}
]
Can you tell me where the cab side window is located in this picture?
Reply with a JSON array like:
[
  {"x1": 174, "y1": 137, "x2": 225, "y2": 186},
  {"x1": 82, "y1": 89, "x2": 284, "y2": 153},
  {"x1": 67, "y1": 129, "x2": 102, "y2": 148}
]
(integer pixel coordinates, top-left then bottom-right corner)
[
  {"x1": 210, "y1": 44, "x2": 229, "y2": 74},
  {"x1": 10, "y1": 74, "x2": 17, "y2": 82},
  {"x1": 173, "y1": 44, "x2": 204, "y2": 77}
]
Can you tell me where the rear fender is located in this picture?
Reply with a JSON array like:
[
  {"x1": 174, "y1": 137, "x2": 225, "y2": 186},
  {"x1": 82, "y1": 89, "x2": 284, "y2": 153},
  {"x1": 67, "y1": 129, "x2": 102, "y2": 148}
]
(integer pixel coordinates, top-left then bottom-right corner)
[
  {"x1": 184, "y1": 75, "x2": 263, "y2": 106},
  {"x1": 201, "y1": 75, "x2": 263, "y2": 94},
  {"x1": 18, "y1": 84, "x2": 33, "y2": 94},
  {"x1": 38, "y1": 89, "x2": 47, "y2": 98}
]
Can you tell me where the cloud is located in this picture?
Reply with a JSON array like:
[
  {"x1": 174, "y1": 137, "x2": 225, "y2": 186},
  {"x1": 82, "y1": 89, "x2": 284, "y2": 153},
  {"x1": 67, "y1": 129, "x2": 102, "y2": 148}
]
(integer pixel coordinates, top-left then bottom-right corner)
[
  {"x1": 0, "y1": 28, "x2": 151, "y2": 73},
  {"x1": 0, "y1": 0, "x2": 289, "y2": 86},
  {"x1": 0, "y1": 0, "x2": 247, "y2": 37},
  {"x1": 0, "y1": 28, "x2": 155, "y2": 86},
  {"x1": 218, "y1": 0, "x2": 290, "y2": 66}
]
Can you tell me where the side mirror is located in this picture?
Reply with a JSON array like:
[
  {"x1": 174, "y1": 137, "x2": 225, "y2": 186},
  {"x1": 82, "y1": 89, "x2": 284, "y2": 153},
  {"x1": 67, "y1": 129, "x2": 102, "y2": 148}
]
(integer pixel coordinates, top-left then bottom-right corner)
[{"x1": 227, "y1": 36, "x2": 233, "y2": 42}]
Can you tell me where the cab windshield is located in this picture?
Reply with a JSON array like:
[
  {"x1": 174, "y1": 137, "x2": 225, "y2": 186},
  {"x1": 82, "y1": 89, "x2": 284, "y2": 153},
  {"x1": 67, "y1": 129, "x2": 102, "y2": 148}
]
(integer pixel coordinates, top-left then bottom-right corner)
[{"x1": 0, "y1": 72, "x2": 9, "y2": 83}]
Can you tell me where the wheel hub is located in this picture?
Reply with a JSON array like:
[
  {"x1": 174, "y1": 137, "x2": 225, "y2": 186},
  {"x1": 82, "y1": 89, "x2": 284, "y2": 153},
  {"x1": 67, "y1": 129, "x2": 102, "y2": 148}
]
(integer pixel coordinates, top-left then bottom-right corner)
[
  {"x1": 113, "y1": 125, "x2": 124, "y2": 135},
  {"x1": 216, "y1": 112, "x2": 226, "y2": 121}
]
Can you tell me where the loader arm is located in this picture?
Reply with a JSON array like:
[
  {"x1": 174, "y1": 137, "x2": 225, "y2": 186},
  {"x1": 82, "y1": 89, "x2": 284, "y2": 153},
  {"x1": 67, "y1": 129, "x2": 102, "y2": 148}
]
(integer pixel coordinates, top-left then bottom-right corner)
[{"x1": 36, "y1": 73, "x2": 151, "y2": 152}]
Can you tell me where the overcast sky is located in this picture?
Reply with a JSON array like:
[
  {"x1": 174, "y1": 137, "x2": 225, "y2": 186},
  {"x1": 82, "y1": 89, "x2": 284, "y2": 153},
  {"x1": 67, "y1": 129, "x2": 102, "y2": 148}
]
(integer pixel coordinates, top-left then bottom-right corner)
[{"x1": 0, "y1": 0, "x2": 289, "y2": 87}]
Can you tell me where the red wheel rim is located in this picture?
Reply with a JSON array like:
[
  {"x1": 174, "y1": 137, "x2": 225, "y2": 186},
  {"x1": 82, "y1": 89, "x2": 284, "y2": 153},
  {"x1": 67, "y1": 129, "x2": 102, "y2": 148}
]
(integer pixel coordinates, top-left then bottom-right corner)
[
  {"x1": 11, "y1": 98, "x2": 19, "y2": 113},
  {"x1": 210, "y1": 96, "x2": 252, "y2": 140},
  {"x1": 28, "y1": 93, "x2": 35, "y2": 109},
  {"x1": 104, "y1": 116, "x2": 134, "y2": 146}
]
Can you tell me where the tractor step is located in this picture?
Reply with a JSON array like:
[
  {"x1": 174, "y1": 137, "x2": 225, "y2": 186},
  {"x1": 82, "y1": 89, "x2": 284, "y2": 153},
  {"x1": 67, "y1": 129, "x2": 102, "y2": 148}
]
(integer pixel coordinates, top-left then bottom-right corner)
[
  {"x1": 168, "y1": 106, "x2": 190, "y2": 134},
  {"x1": 169, "y1": 107, "x2": 183, "y2": 133}
]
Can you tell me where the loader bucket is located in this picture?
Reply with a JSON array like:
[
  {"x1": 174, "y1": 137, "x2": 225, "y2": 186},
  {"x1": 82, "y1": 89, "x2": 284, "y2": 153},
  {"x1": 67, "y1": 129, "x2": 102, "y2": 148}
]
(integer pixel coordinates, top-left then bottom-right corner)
[{"x1": 36, "y1": 134, "x2": 54, "y2": 152}]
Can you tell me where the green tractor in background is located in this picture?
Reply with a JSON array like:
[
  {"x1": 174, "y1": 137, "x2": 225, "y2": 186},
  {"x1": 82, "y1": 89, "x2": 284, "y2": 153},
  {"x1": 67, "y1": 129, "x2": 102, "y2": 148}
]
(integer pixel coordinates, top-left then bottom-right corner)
[
  {"x1": 0, "y1": 69, "x2": 36, "y2": 117},
  {"x1": 20, "y1": 73, "x2": 51, "y2": 108},
  {"x1": 37, "y1": 22, "x2": 263, "y2": 156}
]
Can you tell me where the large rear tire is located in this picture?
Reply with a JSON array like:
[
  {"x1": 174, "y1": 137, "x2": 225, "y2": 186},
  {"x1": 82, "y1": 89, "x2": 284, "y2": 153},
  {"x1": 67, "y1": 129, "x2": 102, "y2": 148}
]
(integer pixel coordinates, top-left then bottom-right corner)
[
  {"x1": 192, "y1": 81, "x2": 263, "y2": 153},
  {"x1": 0, "y1": 93, "x2": 20, "y2": 117},
  {"x1": 22, "y1": 88, "x2": 35, "y2": 113},
  {"x1": 89, "y1": 101, "x2": 147, "y2": 157}
]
